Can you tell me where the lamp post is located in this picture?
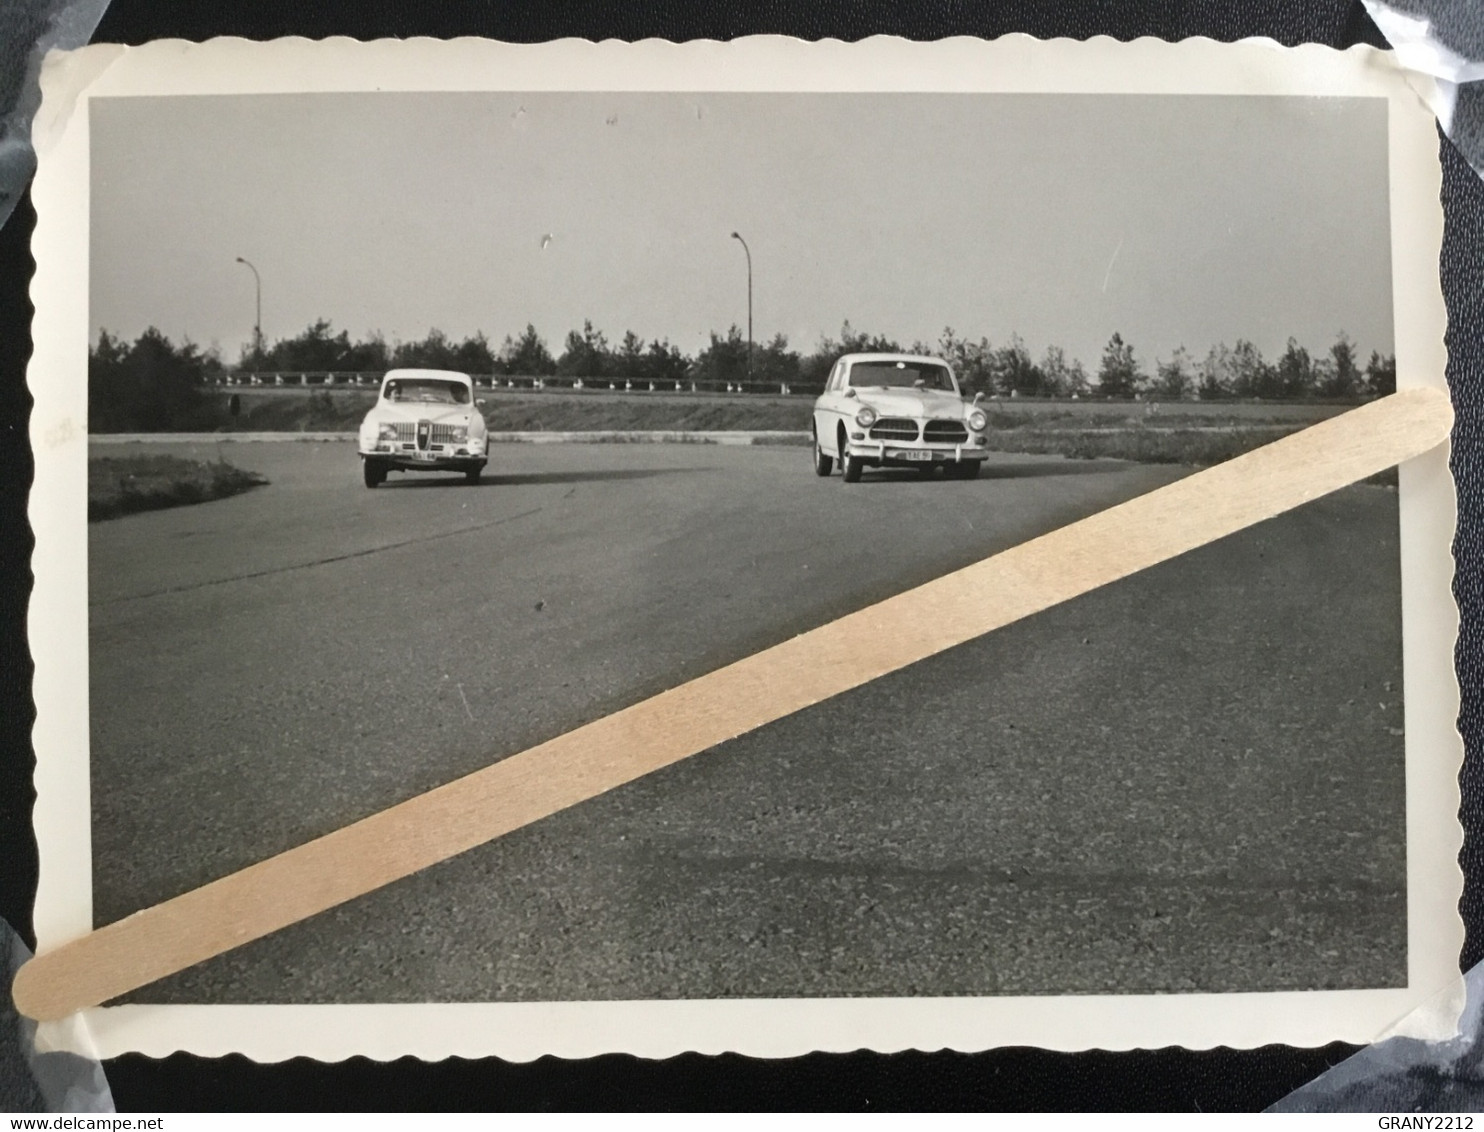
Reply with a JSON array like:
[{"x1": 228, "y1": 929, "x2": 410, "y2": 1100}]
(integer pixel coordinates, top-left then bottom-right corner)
[
  {"x1": 234, "y1": 256, "x2": 262, "y2": 365},
  {"x1": 730, "y1": 231, "x2": 752, "y2": 384}
]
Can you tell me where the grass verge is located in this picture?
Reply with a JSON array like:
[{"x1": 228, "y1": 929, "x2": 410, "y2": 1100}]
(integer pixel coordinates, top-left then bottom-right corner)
[
  {"x1": 89, "y1": 454, "x2": 268, "y2": 522},
  {"x1": 177, "y1": 390, "x2": 1388, "y2": 476},
  {"x1": 977, "y1": 416, "x2": 1395, "y2": 485},
  {"x1": 982, "y1": 423, "x2": 1301, "y2": 464},
  {"x1": 483, "y1": 396, "x2": 808, "y2": 432},
  {"x1": 204, "y1": 390, "x2": 1344, "y2": 436},
  {"x1": 204, "y1": 389, "x2": 811, "y2": 433}
]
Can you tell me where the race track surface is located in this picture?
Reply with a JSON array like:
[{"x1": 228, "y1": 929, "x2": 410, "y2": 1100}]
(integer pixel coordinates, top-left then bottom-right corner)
[{"x1": 87, "y1": 440, "x2": 1406, "y2": 1001}]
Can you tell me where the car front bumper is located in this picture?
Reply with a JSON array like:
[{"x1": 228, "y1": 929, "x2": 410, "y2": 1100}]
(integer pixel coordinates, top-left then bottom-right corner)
[
  {"x1": 844, "y1": 439, "x2": 990, "y2": 466},
  {"x1": 360, "y1": 439, "x2": 487, "y2": 470}
]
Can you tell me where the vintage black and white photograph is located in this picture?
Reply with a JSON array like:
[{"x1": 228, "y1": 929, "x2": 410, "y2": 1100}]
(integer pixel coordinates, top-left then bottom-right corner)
[{"x1": 24, "y1": 36, "x2": 1459, "y2": 1059}]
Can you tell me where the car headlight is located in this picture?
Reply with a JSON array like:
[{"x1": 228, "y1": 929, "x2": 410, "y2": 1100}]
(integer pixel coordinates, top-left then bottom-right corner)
[
  {"x1": 855, "y1": 406, "x2": 878, "y2": 428},
  {"x1": 450, "y1": 425, "x2": 468, "y2": 443},
  {"x1": 377, "y1": 423, "x2": 398, "y2": 441},
  {"x1": 968, "y1": 408, "x2": 988, "y2": 431}
]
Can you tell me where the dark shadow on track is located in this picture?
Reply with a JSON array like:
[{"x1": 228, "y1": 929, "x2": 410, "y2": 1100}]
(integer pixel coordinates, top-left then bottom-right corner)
[
  {"x1": 378, "y1": 467, "x2": 706, "y2": 489},
  {"x1": 849, "y1": 458, "x2": 1130, "y2": 484},
  {"x1": 980, "y1": 458, "x2": 1131, "y2": 479}
]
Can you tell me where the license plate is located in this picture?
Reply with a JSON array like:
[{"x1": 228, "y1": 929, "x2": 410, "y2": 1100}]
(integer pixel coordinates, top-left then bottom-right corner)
[
  {"x1": 895, "y1": 449, "x2": 933, "y2": 462},
  {"x1": 413, "y1": 449, "x2": 436, "y2": 461}
]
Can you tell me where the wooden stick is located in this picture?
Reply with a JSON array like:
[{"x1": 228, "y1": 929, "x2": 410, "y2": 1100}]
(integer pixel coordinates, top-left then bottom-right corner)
[{"x1": 13, "y1": 388, "x2": 1452, "y2": 1021}]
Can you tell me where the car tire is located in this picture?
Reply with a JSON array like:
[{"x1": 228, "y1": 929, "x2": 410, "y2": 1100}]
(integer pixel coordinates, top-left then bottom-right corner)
[
  {"x1": 813, "y1": 435, "x2": 833, "y2": 477},
  {"x1": 952, "y1": 461, "x2": 981, "y2": 481},
  {"x1": 465, "y1": 466, "x2": 482, "y2": 486},
  {"x1": 362, "y1": 459, "x2": 385, "y2": 489},
  {"x1": 842, "y1": 454, "x2": 864, "y2": 483}
]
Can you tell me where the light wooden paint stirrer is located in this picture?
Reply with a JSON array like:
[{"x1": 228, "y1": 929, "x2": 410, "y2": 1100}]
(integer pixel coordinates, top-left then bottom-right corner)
[{"x1": 13, "y1": 387, "x2": 1452, "y2": 1022}]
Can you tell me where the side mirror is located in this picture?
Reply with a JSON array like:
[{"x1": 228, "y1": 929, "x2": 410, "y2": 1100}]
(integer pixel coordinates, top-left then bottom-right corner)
[
  {"x1": 844, "y1": 387, "x2": 858, "y2": 399},
  {"x1": 973, "y1": 392, "x2": 984, "y2": 404},
  {"x1": 476, "y1": 398, "x2": 487, "y2": 407}
]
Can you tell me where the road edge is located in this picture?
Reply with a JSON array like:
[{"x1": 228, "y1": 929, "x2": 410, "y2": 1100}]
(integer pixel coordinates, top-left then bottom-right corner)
[{"x1": 88, "y1": 430, "x2": 812, "y2": 446}]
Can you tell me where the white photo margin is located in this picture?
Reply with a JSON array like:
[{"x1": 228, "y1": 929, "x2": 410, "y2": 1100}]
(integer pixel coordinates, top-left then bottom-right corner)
[{"x1": 26, "y1": 33, "x2": 1461, "y2": 1060}]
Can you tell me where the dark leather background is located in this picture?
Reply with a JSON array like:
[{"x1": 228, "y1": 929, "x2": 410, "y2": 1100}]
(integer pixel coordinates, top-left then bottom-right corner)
[{"x1": 0, "y1": 0, "x2": 1477, "y2": 1111}]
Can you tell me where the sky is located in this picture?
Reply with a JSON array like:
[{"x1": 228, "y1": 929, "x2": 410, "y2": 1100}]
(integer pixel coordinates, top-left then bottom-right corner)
[{"x1": 89, "y1": 91, "x2": 1395, "y2": 369}]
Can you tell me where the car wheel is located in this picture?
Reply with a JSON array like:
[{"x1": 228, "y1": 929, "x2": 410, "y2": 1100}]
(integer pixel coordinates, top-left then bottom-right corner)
[
  {"x1": 362, "y1": 459, "x2": 385, "y2": 489},
  {"x1": 465, "y1": 466, "x2": 482, "y2": 486},
  {"x1": 813, "y1": 434, "x2": 833, "y2": 477},
  {"x1": 842, "y1": 454, "x2": 864, "y2": 483},
  {"x1": 951, "y1": 461, "x2": 981, "y2": 481}
]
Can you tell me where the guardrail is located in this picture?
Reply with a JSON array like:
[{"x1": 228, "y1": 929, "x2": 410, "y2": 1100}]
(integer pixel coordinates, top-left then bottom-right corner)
[{"x1": 214, "y1": 372, "x2": 826, "y2": 397}]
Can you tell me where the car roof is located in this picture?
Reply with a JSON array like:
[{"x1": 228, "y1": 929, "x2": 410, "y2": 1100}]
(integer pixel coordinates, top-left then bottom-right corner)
[
  {"x1": 382, "y1": 368, "x2": 473, "y2": 384},
  {"x1": 840, "y1": 353, "x2": 951, "y2": 366}
]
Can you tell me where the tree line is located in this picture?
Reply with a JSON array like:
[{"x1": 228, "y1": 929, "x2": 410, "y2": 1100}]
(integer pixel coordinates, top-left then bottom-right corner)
[
  {"x1": 90, "y1": 319, "x2": 1397, "y2": 430},
  {"x1": 228, "y1": 318, "x2": 1401, "y2": 400}
]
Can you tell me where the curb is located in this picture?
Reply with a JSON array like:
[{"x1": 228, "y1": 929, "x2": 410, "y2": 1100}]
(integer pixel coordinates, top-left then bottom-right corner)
[
  {"x1": 489, "y1": 430, "x2": 809, "y2": 445},
  {"x1": 90, "y1": 432, "x2": 356, "y2": 443},
  {"x1": 88, "y1": 430, "x2": 813, "y2": 446}
]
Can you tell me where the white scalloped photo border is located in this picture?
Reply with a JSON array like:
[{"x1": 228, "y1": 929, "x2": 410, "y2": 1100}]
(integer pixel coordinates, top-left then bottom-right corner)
[{"x1": 24, "y1": 33, "x2": 1461, "y2": 1061}]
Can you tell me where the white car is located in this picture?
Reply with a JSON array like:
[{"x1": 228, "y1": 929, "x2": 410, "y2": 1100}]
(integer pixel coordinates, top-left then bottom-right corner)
[
  {"x1": 357, "y1": 369, "x2": 489, "y2": 488},
  {"x1": 811, "y1": 353, "x2": 991, "y2": 482}
]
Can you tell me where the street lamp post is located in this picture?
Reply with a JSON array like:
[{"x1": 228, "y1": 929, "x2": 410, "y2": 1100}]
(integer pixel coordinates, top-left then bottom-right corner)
[
  {"x1": 730, "y1": 231, "x2": 752, "y2": 384},
  {"x1": 234, "y1": 256, "x2": 262, "y2": 366}
]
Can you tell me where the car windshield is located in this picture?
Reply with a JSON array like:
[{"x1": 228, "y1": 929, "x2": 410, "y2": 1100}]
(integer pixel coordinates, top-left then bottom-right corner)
[
  {"x1": 848, "y1": 362, "x2": 955, "y2": 392},
  {"x1": 384, "y1": 379, "x2": 469, "y2": 404}
]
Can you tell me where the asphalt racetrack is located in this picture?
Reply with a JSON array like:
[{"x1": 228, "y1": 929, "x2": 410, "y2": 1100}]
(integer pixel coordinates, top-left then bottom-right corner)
[{"x1": 88, "y1": 440, "x2": 1406, "y2": 1002}]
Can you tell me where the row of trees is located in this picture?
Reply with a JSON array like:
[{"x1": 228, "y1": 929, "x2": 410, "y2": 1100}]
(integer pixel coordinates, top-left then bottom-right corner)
[
  {"x1": 231, "y1": 318, "x2": 1396, "y2": 400},
  {"x1": 91, "y1": 319, "x2": 1398, "y2": 430},
  {"x1": 90, "y1": 328, "x2": 215, "y2": 432},
  {"x1": 937, "y1": 328, "x2": 1395, "y2": 401}
]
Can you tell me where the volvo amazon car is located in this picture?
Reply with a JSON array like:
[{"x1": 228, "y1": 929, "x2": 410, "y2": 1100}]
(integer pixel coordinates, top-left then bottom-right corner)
[
  {"x1": 811, "y1": 353, "x2": 990, "y2": 482},
  {"x1": 357, "y1": 369, "x2": 489, "y2": 488}
]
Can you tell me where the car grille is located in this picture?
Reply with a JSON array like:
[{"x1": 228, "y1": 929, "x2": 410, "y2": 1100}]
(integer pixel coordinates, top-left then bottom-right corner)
[
  {"x1": 869, "y1": 417, "x2": 919, "y2": 442},
  {"x1": 923, "y1": 419, "x2": 969, "y2": 444},
  {"x1": 389, "y1": 422, "x2": 415, "y2": 441},
  {"x1": 429, "y1": 423, "x2": 462, "y2": 445}
]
